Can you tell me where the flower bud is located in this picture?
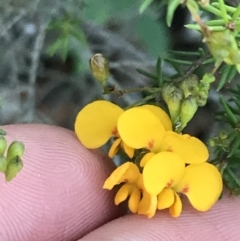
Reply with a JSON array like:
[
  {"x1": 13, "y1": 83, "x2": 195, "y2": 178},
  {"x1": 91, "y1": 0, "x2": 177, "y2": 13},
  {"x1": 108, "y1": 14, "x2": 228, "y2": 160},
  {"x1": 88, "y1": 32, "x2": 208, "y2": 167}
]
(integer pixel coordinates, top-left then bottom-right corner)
[
  {"x1": 162, "y1": 85, "x2": 183, "y2": 124},
  {"x1": 5, "y1": 156, "x2": 23, "y2": 182},
  {"x1": 89, "y1": 53, "x2": 110, "y2": 86},
  {"x1": 201, "y1": 73, "x2": 215, "y2": 85},
  {"x1": 0, "y1": 136, "x2": 7, "y2": 156},
  {"x1": 204, "y1": 30, "x2": 240, "y2": 71},
  {"x1": 162, "y1": 84, "x2": 176, "y2": 103},
  {"x1": 208, "y1": 139, "x2": 216, "y2": 147},
  {"x1": 0, "y1": 156, "x2": 8, "y2": 173},
  {"x1": 180, "y1": 95, "x2": 198, "y2": 130},
  {"x1": 219, "y1": 131, "x2": 228, "y2": 140},
  {"x1": 196, "y1": 90, "x2": 208, "y2": 107},
  {"x1": 7, "y1": 141, "x2": 25, "y2": 162},
  {"x1": 179, "y1": 74, "x2": 199, "y2": 98}
]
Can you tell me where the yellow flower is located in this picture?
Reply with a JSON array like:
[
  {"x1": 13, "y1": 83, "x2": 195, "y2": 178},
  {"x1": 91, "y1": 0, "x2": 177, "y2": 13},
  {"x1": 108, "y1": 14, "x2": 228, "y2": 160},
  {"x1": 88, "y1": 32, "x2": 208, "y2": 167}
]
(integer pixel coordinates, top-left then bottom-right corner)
[
  {"x1": 159, "y1": 131, "x2": 209, "y2": 164},
  {"x1": 75, "y1": 101, "x2": 172, "y2": 158},
  {"x1": 117, "y1": 105, "x2": 171, "y2": 153},
  {"x1": 74, "y1": 100, "x2": 134, "y2": 158},
  {"x1": 103, "y1": 162, "x2": 157, "y2": 218},
  {"x1": 143, "y1": 152, "x2": 223, "y2": 217}
]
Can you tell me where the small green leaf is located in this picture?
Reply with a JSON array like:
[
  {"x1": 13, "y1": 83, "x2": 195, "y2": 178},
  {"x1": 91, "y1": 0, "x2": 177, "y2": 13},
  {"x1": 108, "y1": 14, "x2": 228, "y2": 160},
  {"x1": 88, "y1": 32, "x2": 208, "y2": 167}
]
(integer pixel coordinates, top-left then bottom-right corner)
[
  {"x1": 139, "y1": 0, "x2": 154, "y2": 13},
  {"x1": 201, "y1": 4, "x2": 231, "y2": 19},
  {"x1": 228, "y1": 135, "x2": 240, "y2": 158},
  {"x1": 232, "y1": 4, "x2": 240, "y2": 21},
  {"x1": 156, "y1": 57, "x2": 163, "y2": 85},
  {"x1": 218, "y1": 0, "x2": 229, "y2": 23},
  {"x1": 206, "y1": 19, "x2": 226, "y2": 26},
  {"x1": 163, "y1": 58, "x2": 193, "y2": 65},
  {"x1": 167, "y1": 50, "x2": 201, "y2": 57},
  {"x1": 211, "y1": 2, "x2": 235, "y2": 13},
  {"x1": 136, "y1": 68, "x2": 158, "y2": 81},
  {"x1": 217, "y1": 64, "x2": 232, "y2": 91},
  {"x1": 47, "y1": 38, "x2": 63, "y2": 57},
  {"x1": 167, "y1": 0, "x2": 180, "y2": 27},
  {"x1": 220, "y1": 96, "x2": 238, "y2": 127}
]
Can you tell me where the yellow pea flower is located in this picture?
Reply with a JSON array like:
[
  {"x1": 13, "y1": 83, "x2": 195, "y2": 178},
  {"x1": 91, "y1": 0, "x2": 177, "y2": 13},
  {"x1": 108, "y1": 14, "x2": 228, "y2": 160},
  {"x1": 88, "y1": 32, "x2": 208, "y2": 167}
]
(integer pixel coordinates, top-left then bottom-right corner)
[
  {"x1": 103, "y1": 162, "x2": 157, "y2": 218},
  {"x1": 74, "y1": 100, "x2": 134, "y2": 158},
  {"x1": 159, "y1": 131, "x2": 209, "y2": 164},
  {"x1": 143, "y1": 152, "x2": 223, "y2": 217},
  {"x1": 117, "y1": 107, "x2": 169, "y2": 153}
]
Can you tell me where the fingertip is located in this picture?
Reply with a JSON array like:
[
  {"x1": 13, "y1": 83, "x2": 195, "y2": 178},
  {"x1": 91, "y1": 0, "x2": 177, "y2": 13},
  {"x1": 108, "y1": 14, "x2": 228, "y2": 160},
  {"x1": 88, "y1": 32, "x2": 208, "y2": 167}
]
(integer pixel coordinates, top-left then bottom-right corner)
[
  {"x1": 79, "y1": 194, "x2": 240, "y2": 241},
  {"x1": 0, "y1": 124, "x2": 126, "y2": 241}
]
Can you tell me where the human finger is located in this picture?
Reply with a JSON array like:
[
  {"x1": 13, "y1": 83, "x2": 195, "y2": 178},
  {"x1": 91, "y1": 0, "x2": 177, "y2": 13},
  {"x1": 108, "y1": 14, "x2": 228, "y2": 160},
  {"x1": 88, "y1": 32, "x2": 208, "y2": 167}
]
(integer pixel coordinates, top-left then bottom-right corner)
[{"x1": 0, "y1": 124, "x2": 126, "y2": 241}]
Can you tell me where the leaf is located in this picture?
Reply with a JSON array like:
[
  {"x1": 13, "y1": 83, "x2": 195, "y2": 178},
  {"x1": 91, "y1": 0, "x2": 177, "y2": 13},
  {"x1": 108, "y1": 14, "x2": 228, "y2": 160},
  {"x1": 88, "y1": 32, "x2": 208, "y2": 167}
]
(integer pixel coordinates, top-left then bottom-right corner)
[
  {"x1": 139, "y1": 0, "x2": 154, "y2": 13},
  {"x1": 136, "y1": 68, "x2": 158, "y2": 81},
  {"x1": 228, "y1": 135, "x2": 240, "y2": 158},
  {"x1": 220, "y1": 96, "x2": 238, "y2": 127},
  {"x1": 218, "y1": 0, "x2": 228, "y2": 23},
  {"x1": 217, "y1": 65, "x2": 233, "y2": 91},
  {"x1": 167, "y1": 0, "x2": 180, "y2": 27},
  {"x1": 47, "y1": 38, "x2": 63, "y2": 57},
  {"x1": 156, "y1": 57, "x2": 163, "y2": 85}
]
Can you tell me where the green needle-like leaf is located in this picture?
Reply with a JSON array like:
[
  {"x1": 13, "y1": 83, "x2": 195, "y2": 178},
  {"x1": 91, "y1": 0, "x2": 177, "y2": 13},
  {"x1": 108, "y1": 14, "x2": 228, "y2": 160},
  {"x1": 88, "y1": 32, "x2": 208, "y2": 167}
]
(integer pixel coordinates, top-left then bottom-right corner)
[
  {"x1": 156, "y1": 57, "x2": 163, "y2": 85},
  {"x1": 220, "y1": 96, "x2": 238, "y2": 127},
  {"x1": 139, "y1": 0, "x2": 154, "y2": 13},
  {"x1": 218, "y1": 0, "x2": 229, "y2": 23},
  {"x1": 232, "y1": 4, "x2": 240, "y2": 21},
  {"x1": 228, "y1": 135, "x2": 240, "y2": 158},
  {"x1": 217, "y1": 65, "x2": 233, "y2": 91},
  {"x1": 166, "y1": 0, "x2": 180, "y2": 27},
  {"x1": 136, "y1": 68, "x2": 158, "y2": 81}
]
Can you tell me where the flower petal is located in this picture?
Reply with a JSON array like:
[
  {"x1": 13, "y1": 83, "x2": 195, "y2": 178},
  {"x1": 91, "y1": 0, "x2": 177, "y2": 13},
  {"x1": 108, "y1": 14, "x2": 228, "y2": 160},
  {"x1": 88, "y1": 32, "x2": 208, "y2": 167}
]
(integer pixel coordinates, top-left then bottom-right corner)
[
  {"x1": 157, "y1": 188, "x2": 175, "y2": 210},
  {"x1": 174, "y1": 162, "x2": 223, "y2": 212},
  {"x1": 122, "y1": 142, "x2": 135, "y2": 158},
  {"x1": 141, "y1": 105, "x2": 172, "y2": 131},
  {"x1": 160, "y1": 131, "x2": 209, "y2": 164},
  {"x1": 103, "y1": 162, "x2": 140, "y2": 190},
  {"x1": 75, "y1": 100, "x2": 124, "y2": 148},
  {"x1": 117, "y1": 107, "x2": 165, "y2": 152},
  {"x1": 169, "y1": 192, "x2": 182, "y2": 218},
  {"x1": 128, "y1": 187, "x2": 141, "y2": 213},
  {"x1": 108, "y1": 138, "x2": 121, "y2": 158},
  {"x1": 140, "y1": 152, "x2": 155, "y2": 167},
  {"x1": 114, "y1": 183, "x2": 131, "y2": 205},
  {"x1": 143, "y1": 151, "x2": 185, "y2": 195},
  {"x1": 138, "y1": 191, "x2": 158, "y2": 218}
]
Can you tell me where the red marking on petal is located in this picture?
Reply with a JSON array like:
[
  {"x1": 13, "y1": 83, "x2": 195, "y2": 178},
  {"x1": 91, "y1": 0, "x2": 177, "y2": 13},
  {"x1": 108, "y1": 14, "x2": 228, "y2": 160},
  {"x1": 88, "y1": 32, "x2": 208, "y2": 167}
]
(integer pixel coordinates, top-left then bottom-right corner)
[
  {"x1": 166, "y1": 146, "x2": 173, "y2": 152},
  {"x1": 148, "y1": 140, "x2": 154, "y2": 149},
  {"x1": 112, "y1": 127, "x2": 118, "y2": 136},
  {"x1": 166, "y1": 179, "x2": 173, "y2": 188},
  {"x1": 182, "y1": 185, "x2": 189, "y2": 194}
]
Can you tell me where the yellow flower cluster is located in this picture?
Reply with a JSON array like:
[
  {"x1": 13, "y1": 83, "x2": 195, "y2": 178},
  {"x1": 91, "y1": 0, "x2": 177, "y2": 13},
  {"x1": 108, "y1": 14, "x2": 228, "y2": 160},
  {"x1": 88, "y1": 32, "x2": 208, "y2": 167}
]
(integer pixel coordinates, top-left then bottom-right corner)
[{"x1": 74, "y1": 100, "x2": 223, "y2": 218}]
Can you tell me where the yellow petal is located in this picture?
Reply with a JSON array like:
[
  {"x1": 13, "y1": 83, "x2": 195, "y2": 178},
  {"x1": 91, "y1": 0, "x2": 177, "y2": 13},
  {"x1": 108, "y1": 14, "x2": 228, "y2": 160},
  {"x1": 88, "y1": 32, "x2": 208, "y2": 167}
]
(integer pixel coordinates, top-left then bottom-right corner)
[
  {"x1": 128, "y1": 186, "x2": 141, "y2": 213},
  {"x1": 157, "y1": 188, "x2": 175, "y2": 210},
  {"x1": 117, "y1": 107, "x2": 165, "y2": 152},
  {"x1": 174, "y1": 162, "x2": 223, "y2": 212},
  {"x1": 138, "y1": 191, "x2": 158, "y2": 218},
  {"x1": 160, "y1": 131, "x2": 209, "y2": 164},
  {"x1": 103, "y1": 162, "x2": 140, "y2": 190},
  {"x1": 140, "y1": 152, "x2": 155, "y2": 167},
  {"x1": 141, "y1": 105, "x2": 172, "y2": 131},
  {"x1": 108, "y1": 138, "x2": 121, "y2": 158},
  {"x1": 122, "y1": 142, "x2": 135, "y2": 158},
  {"x1": 143, "y1": 151, "x2": 185, "y2": 195},
  {"x1": 75, "y1": 100, "x2": 124, "y2": 148},
  {"x1": 114, "y1": 183, "x2": 131, "y2": 205},
  {"x1": 169, "y1": 192, "x2": 182, "y2": 218}
]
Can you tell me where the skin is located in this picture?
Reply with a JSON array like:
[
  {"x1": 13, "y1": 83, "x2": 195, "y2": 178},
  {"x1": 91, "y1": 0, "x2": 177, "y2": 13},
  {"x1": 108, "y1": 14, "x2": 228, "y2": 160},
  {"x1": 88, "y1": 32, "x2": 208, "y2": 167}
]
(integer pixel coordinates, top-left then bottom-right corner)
[{"x1": 0, "y1": 124, "x2": 240, "y2": 241}]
